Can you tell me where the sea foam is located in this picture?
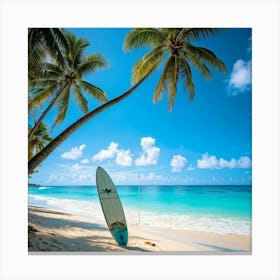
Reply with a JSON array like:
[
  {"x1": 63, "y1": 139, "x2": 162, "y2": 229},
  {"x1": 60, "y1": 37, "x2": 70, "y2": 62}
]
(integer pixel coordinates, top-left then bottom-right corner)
[{"x1": 28, "y1": 194, "x2": 251, "y2": 236}]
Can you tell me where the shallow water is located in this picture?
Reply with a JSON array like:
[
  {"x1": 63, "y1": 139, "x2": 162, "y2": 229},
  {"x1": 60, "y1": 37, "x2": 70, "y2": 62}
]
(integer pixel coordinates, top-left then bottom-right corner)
[{"x1": 28, "y1": 184, "x2": 251, "y2": 235}]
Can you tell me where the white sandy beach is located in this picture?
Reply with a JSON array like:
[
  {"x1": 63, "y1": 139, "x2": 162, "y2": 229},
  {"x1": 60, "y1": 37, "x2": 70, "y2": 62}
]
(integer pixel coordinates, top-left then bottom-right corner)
[{"x1": 28, "y1": 206, "x2": 251, "y2": 253}]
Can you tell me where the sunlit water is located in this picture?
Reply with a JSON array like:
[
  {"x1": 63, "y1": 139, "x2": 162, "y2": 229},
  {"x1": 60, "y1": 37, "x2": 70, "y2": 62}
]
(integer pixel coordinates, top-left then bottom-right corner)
[{"x1": 28, "y1": 184, "x2": 251, "y2": 235}]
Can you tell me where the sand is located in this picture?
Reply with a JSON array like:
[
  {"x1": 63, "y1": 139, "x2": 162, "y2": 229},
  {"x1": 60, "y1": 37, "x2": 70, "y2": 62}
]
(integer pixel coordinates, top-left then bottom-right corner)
[{"x1": 28, "y1": 206, "x2": 251, "y2": 254}]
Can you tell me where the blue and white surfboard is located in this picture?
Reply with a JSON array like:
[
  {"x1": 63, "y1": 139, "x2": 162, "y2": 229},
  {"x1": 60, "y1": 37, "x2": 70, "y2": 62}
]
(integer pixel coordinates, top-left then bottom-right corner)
[{"x1": 96, "y1": 166, "x2": 128, "y2": 246}]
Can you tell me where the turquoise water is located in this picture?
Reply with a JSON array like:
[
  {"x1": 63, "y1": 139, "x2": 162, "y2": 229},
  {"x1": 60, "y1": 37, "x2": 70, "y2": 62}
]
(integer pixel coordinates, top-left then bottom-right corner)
[{"x1": 28, "y1": 185, "x2": 252, "y2": 235}]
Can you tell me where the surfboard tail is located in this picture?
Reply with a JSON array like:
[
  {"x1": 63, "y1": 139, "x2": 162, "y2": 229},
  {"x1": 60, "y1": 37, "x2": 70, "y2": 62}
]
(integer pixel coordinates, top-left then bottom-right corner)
[{"x1": 111, "y1": 226, "x2": 128, "y2": 246}]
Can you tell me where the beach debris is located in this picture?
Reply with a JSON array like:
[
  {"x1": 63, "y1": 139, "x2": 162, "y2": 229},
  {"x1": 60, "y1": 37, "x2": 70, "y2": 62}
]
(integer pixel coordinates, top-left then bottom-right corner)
[{"x1": 144, "y1": 241, "x2": 156, "y2": 247}]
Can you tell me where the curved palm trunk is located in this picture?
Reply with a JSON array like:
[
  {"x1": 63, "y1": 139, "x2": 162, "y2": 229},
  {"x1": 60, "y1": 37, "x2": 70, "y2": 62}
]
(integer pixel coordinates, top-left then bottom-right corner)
[
  {"x1": 28, "y1": 82, "x2": 69, "y2": 142},
  {"x1": 28, "y1": 74, "x2": 149, "y2": 174}
]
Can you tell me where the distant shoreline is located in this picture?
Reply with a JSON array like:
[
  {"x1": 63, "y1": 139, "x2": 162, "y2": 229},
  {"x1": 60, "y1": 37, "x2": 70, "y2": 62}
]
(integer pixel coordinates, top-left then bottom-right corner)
[{"x1": 28, "y1": 183, "x2": 42, "y2": 187}]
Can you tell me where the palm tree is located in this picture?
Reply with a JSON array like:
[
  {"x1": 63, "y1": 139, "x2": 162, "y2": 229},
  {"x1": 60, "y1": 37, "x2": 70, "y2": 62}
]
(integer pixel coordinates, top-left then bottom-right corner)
[
  {"x1": 28, "y1": 122, "x2": 52, "y2": 161},
  {"x1": 28, "y1": 28, "x2": 226, "y2": 174},
  {"x1": 28, "y1": 28, "x2": 68, "y2": 78},
  {"x1": 123, "y1": 28, "x2": 226, "y2": 110},
  {"x1": 28, "y1": 31, "x2": 108, "y2": 141}
]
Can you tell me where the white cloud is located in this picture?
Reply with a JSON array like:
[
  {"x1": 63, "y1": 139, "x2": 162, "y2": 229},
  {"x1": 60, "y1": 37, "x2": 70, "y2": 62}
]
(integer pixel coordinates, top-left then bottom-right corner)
[
  {"x1": 71, "y1": 174, "x2": 94, "y2": 183},
  {"x1": 147, "y1": 172, "x2": 162, "y2": 181},
  {"x1": 187, "y1": 164, "x2": 195, "y2": 171},
  {"x1": 116, "y1": 149, "x2": 133, "y2": 166},
  {"x1": 92, "y1": 142, "x2": 132, "y2": 167},
  {"x1": 61, "y1": 144, "x2": 86, "y2": 160},
  {"x1": 237, "y1": 156, "x2": 252, "y2": 168},
  {"x1": 80, "y1": 158, "x2": 89, "y2": 164},
  {"x1": 197, "y1": 153, "x2": 252, "y2": 169},
  {"x1": 226, "y1": 59, "x2": 252, "y2": 96},
  {"x1": 92, "y1": 142, "x2": 119, "y2": 162},
  {"x1": 219, "y1": 158, "x2": 237, "y2": 168},
  {"x1": 197, "y1": 153, "x2": 218, "y2": 169},
  {"x1": 46, "y1": 174, "x2": 64, "y2": 183},
  {"x1": 71, "y1": 163, "x2": 82, "y2": 171},
  {"x1": 135, "y1": 137, "x2": 160, "y2": 166},
  {"x1": 170, "y1": 154, "x2": 187, "y2": 172}
]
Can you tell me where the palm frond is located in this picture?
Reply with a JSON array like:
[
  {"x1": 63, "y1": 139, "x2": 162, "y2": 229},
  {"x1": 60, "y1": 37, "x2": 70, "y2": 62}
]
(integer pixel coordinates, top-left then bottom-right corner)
[
  {"x1": 168, "y1": 55, "x2": 179, "y2": 111},
  {"x1": 79, "y1": 80, "x2": 107, "y2": 103},
  {"x1": 123, "y1": 28, "x2": 165, "y2": 50},
  {"x1": 64, "y1": 32, "x2": 90, "y2": 69},
  {"x1": 76, "y1": 54, "x2": 108, "y2": 78},
  {"x1": 30, "y1": 79, "x2": 64, "y2": 88},
  {"x1": 53, "y1": 86, "x2": 71, "y2": 127},
  {"x1": 181, "y1": 49, "x2": 211, "y2": 79},
  {"x1": 31, "y1": 62, "x2": 64, "y2": 81},
  {"x1": 72, "y1": 39, "x2": 90, "y2": 69},
  {"x1": 179, "y1": 57, "x2": 195, "y2": 100},
  {"x1": 42, "y1": 62, "x2": 64, "y2": 73},
  {"x1": 184, "y1": 45, "x2": 226, "y2": 73},
  {"x1": 153, "y1": 55, "x2": 173, "y2": 103},
  {"x1": 73, "y1": 84, "x2": 89, "y2": 114},
  {"x1": 184, "y1": 28, "x2": 216, "y2": 40},
  {"x1": 28, "y1": 83, "x2": 57, "y2": 110},
  {"x1": 44, "y1": 28, "x2": 68, "y2": 67},
  {"x1": 132, "y1": 45, "x2": 166, "y2": 83},
  {"x1": 28, "y1": 122, "x2": 52, "y2": 159}
]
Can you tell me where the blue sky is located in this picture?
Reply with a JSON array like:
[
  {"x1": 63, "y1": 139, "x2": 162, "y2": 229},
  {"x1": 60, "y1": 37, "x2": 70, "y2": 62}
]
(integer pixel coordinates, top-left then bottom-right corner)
[{"x1": 29, "y1": 28, "x2": 252, "y2": 186}]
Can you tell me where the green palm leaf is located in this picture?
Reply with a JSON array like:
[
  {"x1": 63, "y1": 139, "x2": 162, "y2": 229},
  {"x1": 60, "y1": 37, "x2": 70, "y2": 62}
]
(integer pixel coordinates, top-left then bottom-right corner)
[
  {"x1": 73, "y1": 84, "x2": 89, "y2": 114},
  {"x1": 28, "y1": 122, "x2": 52, "y2": 160},
  {"x1": 184, "y1": 28, "x2": 216, "y2": 40},
  {"x1": 65, "y1": 33, "x2": 90, "y2": 69},
  {"x1": 179, "y1": 57, "x2": 195, "y2": 100},
  {"x1": 76, "y1": 54, "x2": 108, "y2": 78},
  {"x1": 123, "y1": 28, "x2": 165, "y2": 50},
  {"x1": 132, "y1": 45, "x2": 166, "y2": 83},
  {"x1": 79, "y1": 80, "x2": 107, "y2": 103},
  {"x1": 168, "y1": 55, "x2": 179, "y2": 110},
  {"x1": 28, "y1": 83, "x2": 57, "y2": 110},
  {"x1": 53, "y1": 86, "x2": 71, "y2": 127},
  {"x1": 182, "y1": 48, "x2": 211, "y2": 79},
  {"x1": 184, "y1": 45, "x2": 226, "y2": 73},
  {"x1": 153, "y1": 55, "x2": 173, "y2": 103},
  {"x1": 125, "y1": 27, "x2": 226, "y2": 110},
  {"x1": 28, "y1": 30, "x2": 108, "y2": 137}
]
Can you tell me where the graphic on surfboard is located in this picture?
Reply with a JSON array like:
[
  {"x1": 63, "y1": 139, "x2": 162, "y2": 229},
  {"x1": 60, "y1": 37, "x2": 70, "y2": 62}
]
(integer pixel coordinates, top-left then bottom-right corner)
[{"x1": 96, "y1": 166, "x2": 128, "y2": 246}]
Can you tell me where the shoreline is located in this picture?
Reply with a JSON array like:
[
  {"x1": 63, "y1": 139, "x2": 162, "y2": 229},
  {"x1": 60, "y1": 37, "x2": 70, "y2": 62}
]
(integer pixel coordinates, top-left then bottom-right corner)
[{"x1": 28, "y1": 206, "x2": 251, "y2": 253}]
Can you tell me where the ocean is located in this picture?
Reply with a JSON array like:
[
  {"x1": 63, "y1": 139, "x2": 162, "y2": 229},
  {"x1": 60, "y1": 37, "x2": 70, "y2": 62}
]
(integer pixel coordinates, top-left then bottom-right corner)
[{"x1": 28, "y1": 184, "x2": 252, "y2": 236}]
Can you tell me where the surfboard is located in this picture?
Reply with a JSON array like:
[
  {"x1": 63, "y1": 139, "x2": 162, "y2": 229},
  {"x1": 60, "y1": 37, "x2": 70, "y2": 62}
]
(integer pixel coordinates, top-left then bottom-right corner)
[{"x1": 96, "y1": 166, "x2": 128, "y2": 246}]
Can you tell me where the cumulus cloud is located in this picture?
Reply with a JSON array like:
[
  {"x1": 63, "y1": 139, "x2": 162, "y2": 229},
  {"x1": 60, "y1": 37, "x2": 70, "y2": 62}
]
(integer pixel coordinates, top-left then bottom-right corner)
[
  {"x1": 92, "y1": 141, "x2": 132, "y2": 166},
  {"x1": 61, "y1": 144, "x2": 86, "y2": 160},
  {"x1": 80, "y1": 158, "x2": 89, "y2": 164},
  {"x1": 116, "y1": 149, "x2": 133, "y2": 166},
  {"x1": 170, "y1": 154, "x2": 187, "y2": 172},
  {"x1": 226, "y1": 59, "x2": 252, "y2": 96},
  {"x1": 197, "y1": 153, "x2": 251, "y2": 169},
  {"x1": 237, "y1": 156, "x2": 252, "y2": 168},
  {"x1": 135, "y1": 137, "x2": 160, "y2": 166},
  {"x1": 92, "y1": 142, "x2": 119, "y2": 162}
]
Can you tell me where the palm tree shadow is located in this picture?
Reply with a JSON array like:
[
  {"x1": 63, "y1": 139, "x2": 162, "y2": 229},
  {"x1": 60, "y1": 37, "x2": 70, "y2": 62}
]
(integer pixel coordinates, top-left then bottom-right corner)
[
  {"x1": 29, "y1": 211, "x2": 107, "y2": 231},
  {"x1": 119, "y1": 244, "x2": 150, "y2": 252},
  {"x1": 195, "y1": 242, "x2": 245, "y2": 252}
]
